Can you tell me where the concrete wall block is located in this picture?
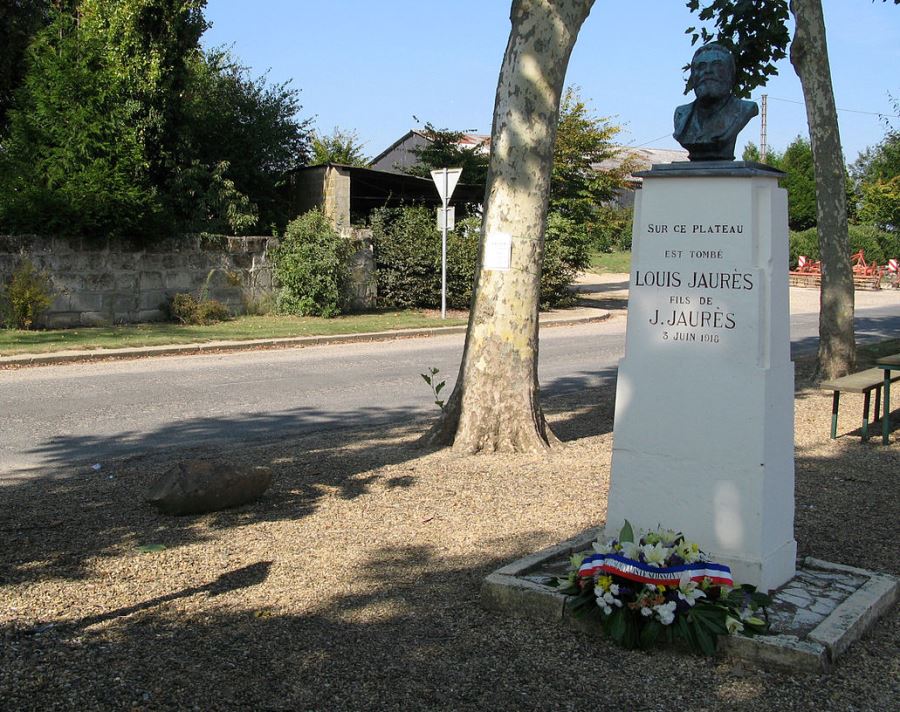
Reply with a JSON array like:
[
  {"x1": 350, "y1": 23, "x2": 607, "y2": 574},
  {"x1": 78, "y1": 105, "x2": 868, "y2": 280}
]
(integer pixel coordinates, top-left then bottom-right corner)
[
  {"x1": 44, "y1": 312, "x2": 81, "y2": 329},
  {"x1": 115, "y1": 274, "x2": 139, "y2": 291},
  {"x1": 139, "y1": 271, "x2": 164, "y2": 290},
  {"x1": 70, "y1": 291, "x2": 105, "y2": 312},
  {"x1": 107, "y1": 294, "x2": 139, "y2": 314},
  {"x1": 140, "y1": 290, "x2": 171, "y2": 311},
  {"x1": 108, "y1": 252, "x2": 139, "y2": 271},
  {"x1": 83, "y1": 273, "x2": 116, "y2": 291},
  {"x1": 50, "y1": 294, "x2": 70, "y2": 311},
  {"x1": 161, "y1": 254, "x2": 180, "y2": 270},
  {"x1": 79, "y1": 311, "x2": 111, "y2": 327},
  {"x1": 49, "y1": 273, "x2": 85, "y2": 293},
  {"x1": 136, "y1": 308, "x2": 167, "y2": 322}
]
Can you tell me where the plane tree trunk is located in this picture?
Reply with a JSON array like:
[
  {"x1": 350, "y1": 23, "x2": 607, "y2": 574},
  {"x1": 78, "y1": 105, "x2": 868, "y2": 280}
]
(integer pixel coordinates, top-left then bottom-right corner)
[
  {"x1": 421, "y1": 0, "x2": 594, "y2": 453},
  {"x1": 789, "y1": 0, "x2": 856, "y2": 380}
]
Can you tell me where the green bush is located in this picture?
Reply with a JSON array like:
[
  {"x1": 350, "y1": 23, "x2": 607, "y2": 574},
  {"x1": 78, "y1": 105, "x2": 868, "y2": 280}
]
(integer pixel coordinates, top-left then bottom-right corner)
[
  {"x1": 371, "y1": 205, "x2": 590, "y2": 311},
  {"x1": 274, "y1": 208, "x2": 352, "y2": 317},
  {"x1": 169, "y1": 293, "x2": 232, "y2": 325},
  {"x1": 542, "y1": 212, "x2": 591, "y2": 308},
  {"x1": 1, "y1": 260, "x2": 53, "y2": 329},
  {"x1": 371, "y1": 205, "x2": 441, "y2": 309},
  {"x1": 590, "y1": 205, "x2": 634, "y2": 253}
]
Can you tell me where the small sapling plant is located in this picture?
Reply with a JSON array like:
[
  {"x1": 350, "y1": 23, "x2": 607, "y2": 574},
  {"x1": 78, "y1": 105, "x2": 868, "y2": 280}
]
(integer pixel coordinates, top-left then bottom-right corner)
[{"x1": 421, "y1": 367, "x2": 446, "y2": 410}]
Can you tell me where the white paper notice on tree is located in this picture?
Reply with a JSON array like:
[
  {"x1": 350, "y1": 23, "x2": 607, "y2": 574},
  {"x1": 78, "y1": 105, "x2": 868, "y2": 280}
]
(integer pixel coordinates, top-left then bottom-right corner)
[{"x1": 483, "y1": 231, "x2": 512, "y2": 271}]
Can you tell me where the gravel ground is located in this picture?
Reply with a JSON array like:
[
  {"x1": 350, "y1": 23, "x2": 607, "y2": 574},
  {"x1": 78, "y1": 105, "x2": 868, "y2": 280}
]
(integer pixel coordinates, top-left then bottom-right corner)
[{"x1": 1, "y1": 353, "x2": 898, "y2": 711}]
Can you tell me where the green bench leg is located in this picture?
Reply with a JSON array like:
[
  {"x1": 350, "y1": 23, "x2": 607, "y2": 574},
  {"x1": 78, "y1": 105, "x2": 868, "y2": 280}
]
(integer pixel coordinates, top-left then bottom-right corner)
[
  {"x1": 862, "y1": 390, "x2": 871, "y2": 441},
  {"x1": 831, "y1": 391, "x2": 840, "y2": 439},
  {"x1": 884, "y1": 375, "x2": 892, "y2": 445}
]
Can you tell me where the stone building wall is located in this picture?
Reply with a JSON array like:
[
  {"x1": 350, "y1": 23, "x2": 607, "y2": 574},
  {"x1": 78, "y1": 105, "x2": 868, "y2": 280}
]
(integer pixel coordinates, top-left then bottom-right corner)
[
  {"x1": 0, "y1": 232, "x2": 376, "y2": 328},
  {"x1": 0, "y1": 234, "x2": 272, "y2": 328}
]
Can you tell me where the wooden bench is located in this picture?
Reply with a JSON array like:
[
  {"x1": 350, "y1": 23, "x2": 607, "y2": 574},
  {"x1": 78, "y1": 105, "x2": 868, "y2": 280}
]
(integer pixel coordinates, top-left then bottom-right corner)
[{"x1": 820, "y1": 368, "x2": 900, "y2": 440}]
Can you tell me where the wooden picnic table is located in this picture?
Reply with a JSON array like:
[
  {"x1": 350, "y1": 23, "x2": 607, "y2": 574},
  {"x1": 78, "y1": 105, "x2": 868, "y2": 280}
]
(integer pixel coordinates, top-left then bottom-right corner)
[{"x1": 876, "y1": 353, "x2": 900, "y2": 444}]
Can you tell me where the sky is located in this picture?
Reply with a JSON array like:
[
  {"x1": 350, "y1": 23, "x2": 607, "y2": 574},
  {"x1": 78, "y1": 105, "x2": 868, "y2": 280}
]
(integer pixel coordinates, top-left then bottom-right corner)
[{"x1": 201, "y1": 1, "x2": 899, "y2": 165}]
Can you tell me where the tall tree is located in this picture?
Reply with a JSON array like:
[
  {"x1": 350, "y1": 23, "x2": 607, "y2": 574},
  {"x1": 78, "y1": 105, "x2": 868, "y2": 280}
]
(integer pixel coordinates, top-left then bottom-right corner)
[
  {"x1": 789, "y1": 0, "x2": 855, "y2": 379},
  {"x1": 550, "y1": 86, "x2": 633, "y2": 224},
  {"x1": 310, "y1": 127, "x2": 369, "y2": 166},
  {"x1": 421, "y1": 0, "x2": 594, "y2": 453},
  {"x1": 402, "y1": 123, "x2": 490, "y2": 186},
  {"x1": 0, "y1": 0, "x2": 51, "y2": 134}
]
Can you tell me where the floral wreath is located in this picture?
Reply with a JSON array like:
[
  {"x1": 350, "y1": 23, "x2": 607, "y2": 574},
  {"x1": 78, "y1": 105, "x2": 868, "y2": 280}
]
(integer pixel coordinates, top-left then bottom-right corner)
[{"x1": 551, "y1": 521, "x2": 771, "y2": 655}]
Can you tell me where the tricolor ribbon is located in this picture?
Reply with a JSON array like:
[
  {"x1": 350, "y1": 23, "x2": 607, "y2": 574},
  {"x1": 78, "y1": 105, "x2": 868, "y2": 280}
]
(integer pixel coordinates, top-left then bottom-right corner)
[{"x1": 578, "y1": 552, "x2": 733, "y2": 587}]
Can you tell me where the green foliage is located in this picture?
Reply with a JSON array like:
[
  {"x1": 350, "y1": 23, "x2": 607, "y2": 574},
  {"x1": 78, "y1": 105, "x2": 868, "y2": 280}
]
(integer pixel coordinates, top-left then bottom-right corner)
[
  {"x1": 1, "y1": 259, "x2": 53, "y2": 329},
  {"x1": 180, "y1": 47, "x2": 311, "y2": 233},
  {"x1": 591, "y1": 205, "x2": 633, "y2": 253},
  {"x1": 168, "y1": 292, "x2": 231, "y2": 325},
  {"x1": 311, "y1": 127, "x2": 369, "y2": 166},
  {"x1": 685, "y1": 0, "x2": 790, "y2": 98},
  {"x1": 779, "y1": 136, "x2": 817, "y2": 231},
  {"x1": 789, "y1": 225, "x2": 899, "y2": 267},
  {"x1": 551, "y1": 87, "x2": 633, "y2": 226},
  {"x1": 0, "y1": 0, "x2": 51, "y2": 134},
  {"x1": 420, "y1": 367, "x2": 446, "y2": 410},
  {"x1": 274, "y1": 209, "x2": 352, "y2": 318},
  {"x1": 851, "y1": 96, "x2": 900, "y2": 231},
  {"x1": 0, "y1": 3, "x2": 310, "y2": 238},
  {"x1": 371, "y1": 205, "x2": 442, "y2": 309},
  {"x1": 0, "y1": 10, "x2": 165, "y2": 236},
  {"x1": 542, "y1": 212, "x2": 591, "y2": 308},
  {"x1": 372, "y1": 205, "x2": 588, "y2": 311},
  {"x1": 858, "y1": 177, "x2": 900, "y2": 232},
  {"x1": 401, "y1": 123, "x2": 489, "y2": 186}
]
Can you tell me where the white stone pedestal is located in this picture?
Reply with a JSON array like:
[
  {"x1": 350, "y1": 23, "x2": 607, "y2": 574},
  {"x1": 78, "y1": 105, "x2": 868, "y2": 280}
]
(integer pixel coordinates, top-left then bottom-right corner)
[{"x1": 605, "y1": 162, "x2": 796, "y2": 592}]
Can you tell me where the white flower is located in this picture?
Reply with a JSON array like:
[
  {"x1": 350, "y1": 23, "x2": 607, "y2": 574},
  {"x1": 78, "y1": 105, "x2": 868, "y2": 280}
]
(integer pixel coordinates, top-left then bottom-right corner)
[
  {"x1": 609, "y1": 584, "x2": 620, "y2": 596},
  {"x1": 676, "y1": 574, "x2": 707, "y2": 607},
  {"x1": 592, "y1": 539, "x2": 614, "y2": 555},
  {"x1": 640, "y1": 606, "x2": 654, "y2": 617},
  {"x1": 726, "y1": 616, "x2": 744, "y2": 634},
  {"x1": 620, "y1": 541, "x2": 642, "y2": 560},
  {"x1": 653, "y1": 601, "x2": 677, "y2": 625},
  {"x1": 641, "y1": 541, "x2": 667, "y2": 567}
]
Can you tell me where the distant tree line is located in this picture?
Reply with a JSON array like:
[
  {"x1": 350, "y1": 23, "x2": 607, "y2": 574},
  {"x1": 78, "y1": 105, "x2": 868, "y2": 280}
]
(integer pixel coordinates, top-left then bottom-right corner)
[{"x1": 0, "y1": 0, "x2": 312, "y2": 239}]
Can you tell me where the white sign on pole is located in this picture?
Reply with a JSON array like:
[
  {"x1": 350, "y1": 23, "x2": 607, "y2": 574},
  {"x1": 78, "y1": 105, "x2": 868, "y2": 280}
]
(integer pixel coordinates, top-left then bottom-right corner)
[
  {"x1": 436, "y1": 206, "x2": 456, "y2": 231},
  {"x1": 430, "y1": 168, "x2": 463, "y2": 202}
]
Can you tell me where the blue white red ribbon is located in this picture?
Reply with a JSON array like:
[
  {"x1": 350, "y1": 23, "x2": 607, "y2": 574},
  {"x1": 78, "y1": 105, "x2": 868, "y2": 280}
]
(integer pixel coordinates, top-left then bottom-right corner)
[{"x1": 577, "y1": 552, "x2": 733, "y2": 587}]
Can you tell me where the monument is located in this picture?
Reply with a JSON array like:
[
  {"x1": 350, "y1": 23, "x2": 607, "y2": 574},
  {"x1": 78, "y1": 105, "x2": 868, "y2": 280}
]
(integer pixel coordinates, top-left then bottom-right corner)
[{"x1": 604, "y1": 44, "x2": 796, "y2": 591}]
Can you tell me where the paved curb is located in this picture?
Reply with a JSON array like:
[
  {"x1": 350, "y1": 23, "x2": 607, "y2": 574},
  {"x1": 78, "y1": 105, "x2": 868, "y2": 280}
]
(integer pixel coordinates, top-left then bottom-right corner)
[
  {"x1": 0, "y1": 310, "x2": 610, "y2": 368},
  {"x1": 481, "y1": 528, "x2": 898, "y2": 673}
]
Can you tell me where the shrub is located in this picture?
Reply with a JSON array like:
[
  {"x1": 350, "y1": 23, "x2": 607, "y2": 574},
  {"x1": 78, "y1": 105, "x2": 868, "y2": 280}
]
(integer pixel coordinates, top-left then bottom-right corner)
[
  {"x1": 274, "y1": 208, "x2": 352, "y2": 318},
  {"x1": 371, "y1": 205, "x2": 441, "y2": 309},
  {"x1": 590, "y1": 205, "x2": 634, "y2": 253},
  {"x1": 542, "y1": 212, "x2": 591, "y2": 308},
  {"x1": 371, "y1": 206, "x2": 589, "y2": 311},
  {"x1": 169, "y1": 293, "x2": 231, "y2": 325},
  {"x1": 1, "y1": 260, "x2": 53, "y2": 329}
]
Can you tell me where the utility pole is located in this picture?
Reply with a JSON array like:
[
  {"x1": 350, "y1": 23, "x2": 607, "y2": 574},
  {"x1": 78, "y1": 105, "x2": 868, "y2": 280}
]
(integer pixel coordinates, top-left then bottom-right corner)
[{"x1": 760, "y1": 94, "x2": 768, "y2": 164}]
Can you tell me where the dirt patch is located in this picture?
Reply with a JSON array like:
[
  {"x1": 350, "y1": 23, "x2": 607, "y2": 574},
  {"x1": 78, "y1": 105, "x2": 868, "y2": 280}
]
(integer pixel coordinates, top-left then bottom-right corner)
[{"x1": 1, "y1": 372, "x2": 898, "y2": 710}]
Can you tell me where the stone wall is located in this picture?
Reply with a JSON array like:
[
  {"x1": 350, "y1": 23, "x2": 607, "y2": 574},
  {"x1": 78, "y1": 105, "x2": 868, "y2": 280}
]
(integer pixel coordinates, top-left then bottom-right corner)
[
  {"x1": 0, "y1": 234, "x2": 273, "y2": 328},
  {"x1": 0, "y1": 232, "x2": 376, "y2": 328}
]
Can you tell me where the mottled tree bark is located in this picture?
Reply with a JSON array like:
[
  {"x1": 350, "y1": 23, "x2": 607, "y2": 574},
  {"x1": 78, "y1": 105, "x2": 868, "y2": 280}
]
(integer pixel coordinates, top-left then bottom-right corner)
[
  {"x1": 421, "y1": 0, "x2": 594, "y2": 453},
  {"x1": 789, "y1": 0, "x2": 856, "y2": 380}
]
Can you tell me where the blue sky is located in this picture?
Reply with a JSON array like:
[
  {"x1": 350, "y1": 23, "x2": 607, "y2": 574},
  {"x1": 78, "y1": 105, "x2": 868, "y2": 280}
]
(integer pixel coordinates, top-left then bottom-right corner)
[{"x1": 202, "y1": 1, "x2": 899, "y2": 164}]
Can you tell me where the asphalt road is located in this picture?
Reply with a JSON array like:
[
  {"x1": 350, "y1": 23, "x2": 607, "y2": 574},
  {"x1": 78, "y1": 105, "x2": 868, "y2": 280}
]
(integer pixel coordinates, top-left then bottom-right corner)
[{"x1": 1, "y1": 305, "x2": 898, "y2": 476}]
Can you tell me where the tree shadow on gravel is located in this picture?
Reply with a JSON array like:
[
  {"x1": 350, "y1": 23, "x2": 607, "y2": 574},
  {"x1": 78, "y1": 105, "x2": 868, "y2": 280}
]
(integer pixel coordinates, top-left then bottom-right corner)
[
  {"x1": 3, "y1": 533, "x2": 898, "y2": 712},
  {"x1": 0, "y1": 411, "x2": 435, "y2": 585},
  {"x1": 541, "y1": 366, "x2": 619, "y2": 442}
]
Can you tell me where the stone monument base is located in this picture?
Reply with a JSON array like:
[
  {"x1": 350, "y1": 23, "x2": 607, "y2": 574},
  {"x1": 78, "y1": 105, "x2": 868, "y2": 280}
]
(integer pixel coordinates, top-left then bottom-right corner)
[{"x1": 480, "y1": 529, "x2": 899, "y2": 673}]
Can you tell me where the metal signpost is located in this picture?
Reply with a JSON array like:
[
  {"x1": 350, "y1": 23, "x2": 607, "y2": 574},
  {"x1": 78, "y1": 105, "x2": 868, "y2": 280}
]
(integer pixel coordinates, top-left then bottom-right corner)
[{"x1": 430, "y1": 168, "x2": 462, "y2": 319}]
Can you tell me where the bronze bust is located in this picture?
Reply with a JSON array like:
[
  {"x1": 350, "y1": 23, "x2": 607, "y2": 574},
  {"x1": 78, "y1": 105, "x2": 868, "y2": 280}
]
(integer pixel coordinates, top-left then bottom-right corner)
[{"x1": 674, "y1": 43, "x2": 758, "y2": 162}]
